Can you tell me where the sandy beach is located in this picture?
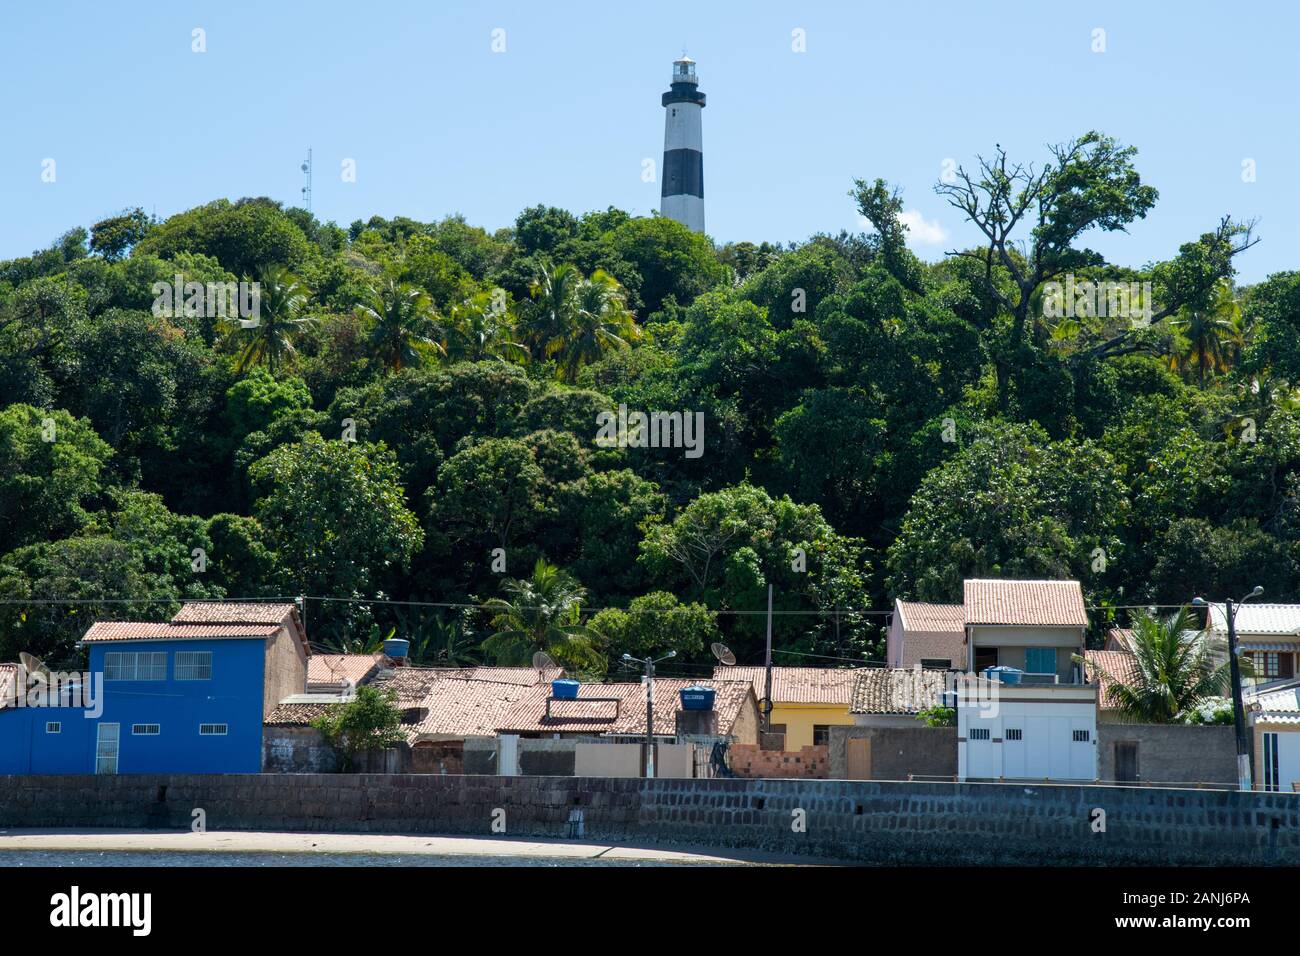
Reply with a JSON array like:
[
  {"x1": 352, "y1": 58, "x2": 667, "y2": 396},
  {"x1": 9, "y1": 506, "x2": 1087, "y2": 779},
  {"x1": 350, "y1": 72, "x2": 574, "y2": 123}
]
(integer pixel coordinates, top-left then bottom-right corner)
[{"x1": 0, "y1": 828, "x2": 814, "y2": 865}]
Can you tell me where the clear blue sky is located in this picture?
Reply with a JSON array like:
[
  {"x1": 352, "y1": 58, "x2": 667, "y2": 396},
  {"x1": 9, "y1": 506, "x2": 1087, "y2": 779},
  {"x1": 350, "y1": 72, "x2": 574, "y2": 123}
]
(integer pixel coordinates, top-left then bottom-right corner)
[{"x1": 1, "y1": 0, "x2": 1295, "y2": 282}]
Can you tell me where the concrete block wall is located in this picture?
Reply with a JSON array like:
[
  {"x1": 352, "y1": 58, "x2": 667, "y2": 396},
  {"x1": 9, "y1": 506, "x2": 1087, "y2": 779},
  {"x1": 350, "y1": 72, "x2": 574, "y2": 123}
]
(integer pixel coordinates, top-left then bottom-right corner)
[
  {"x1": 263, "y1": 727, "x2": 337, "y2": 773},
  {"x1": 828, "y1": 726, "x2": 957, "y2": 780},
  {"x1": 1096, "y1": 724, "x2": 1236, "y2": 785},
  {"x1": 518, "y1": 738, "x2": 578, "y2": 776},
  {"x1": 1, "y1": 774, "x2": 1298, "y2": 865}
]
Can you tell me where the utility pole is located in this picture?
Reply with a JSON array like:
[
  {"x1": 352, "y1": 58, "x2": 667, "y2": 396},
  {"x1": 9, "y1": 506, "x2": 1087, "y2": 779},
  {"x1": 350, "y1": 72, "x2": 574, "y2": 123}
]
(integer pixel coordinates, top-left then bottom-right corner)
[
  {"x1": 1225, "y1": 597, "x2": 1252, "y2": 791},
  {"x1": 1194, "y1": 587, "x2": 1261, "y2": 791},
  {"x1": 763, "y1": 583, "x2": 774, "y2": 734},
  {"x1": 645, "y1": 656, "x2": 655, "y2": 779},
  {"x1": 622, "y1": 651, "x2": 677, "y2": 779}
]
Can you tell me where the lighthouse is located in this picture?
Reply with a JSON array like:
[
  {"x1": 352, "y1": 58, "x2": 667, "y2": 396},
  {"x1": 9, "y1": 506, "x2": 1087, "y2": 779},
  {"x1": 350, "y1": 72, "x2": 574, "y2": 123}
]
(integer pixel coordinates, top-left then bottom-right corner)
[{"x1": 660, "y1": 55, "x2": 706, "y2": 233}]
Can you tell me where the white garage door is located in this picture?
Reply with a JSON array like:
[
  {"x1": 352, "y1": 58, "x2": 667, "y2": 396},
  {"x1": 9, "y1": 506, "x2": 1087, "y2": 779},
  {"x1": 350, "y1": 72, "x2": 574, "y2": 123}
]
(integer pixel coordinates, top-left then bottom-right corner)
[{"x1": 966, "y1": 723, "x2": 996, "y2": 778}]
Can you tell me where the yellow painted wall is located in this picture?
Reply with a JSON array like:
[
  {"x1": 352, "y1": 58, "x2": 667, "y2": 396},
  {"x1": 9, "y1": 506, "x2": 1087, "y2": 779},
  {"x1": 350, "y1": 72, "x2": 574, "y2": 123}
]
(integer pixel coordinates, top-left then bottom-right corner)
[{"x1": 769, "y1": 703, "x2": 854, "y2": 749}]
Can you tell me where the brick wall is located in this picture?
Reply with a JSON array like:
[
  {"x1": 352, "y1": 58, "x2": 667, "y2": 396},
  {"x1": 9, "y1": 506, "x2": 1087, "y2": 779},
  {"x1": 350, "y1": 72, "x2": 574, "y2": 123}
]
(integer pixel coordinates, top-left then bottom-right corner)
[
  {"x1": 2, "y1": 774, "x2": 1298, "y2": 865},
  {"x1": 728, "y1": 743, "x2": 829, "y2": 778}
]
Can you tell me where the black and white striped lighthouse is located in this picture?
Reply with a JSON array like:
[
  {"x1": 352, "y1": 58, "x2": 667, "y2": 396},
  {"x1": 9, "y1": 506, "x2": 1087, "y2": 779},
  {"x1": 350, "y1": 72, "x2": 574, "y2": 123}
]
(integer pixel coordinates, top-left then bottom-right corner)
[{"x1": 660, "y1": 55, "x2": 705, "y2": 233}]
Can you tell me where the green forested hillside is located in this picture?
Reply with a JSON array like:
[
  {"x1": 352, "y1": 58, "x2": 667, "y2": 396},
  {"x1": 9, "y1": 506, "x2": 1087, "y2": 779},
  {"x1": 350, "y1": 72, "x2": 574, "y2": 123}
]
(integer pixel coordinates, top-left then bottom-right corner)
[{"x1": 3, "y1": 131, "x2": 1296, "y2": 675}]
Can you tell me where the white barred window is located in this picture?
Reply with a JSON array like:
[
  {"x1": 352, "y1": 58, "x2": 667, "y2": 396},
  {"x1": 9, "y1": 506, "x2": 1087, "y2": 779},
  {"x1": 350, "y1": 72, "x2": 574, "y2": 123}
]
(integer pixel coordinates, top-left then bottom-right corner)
[
  {"x1": 174, "y1": 651, "x2": 213, "y2": 681},
  {"x1": 45, "y1": 722, "x2": 61, "y2": 734},
  {"x1": 199, "y1": 723, "x2": 228, "y2": 736},
  {"x1": 132, "y1": 724, "x2": 161, "y2": 736},
  {"x1": 103, "y1": 651, "x2": 168, "y2": 681}
]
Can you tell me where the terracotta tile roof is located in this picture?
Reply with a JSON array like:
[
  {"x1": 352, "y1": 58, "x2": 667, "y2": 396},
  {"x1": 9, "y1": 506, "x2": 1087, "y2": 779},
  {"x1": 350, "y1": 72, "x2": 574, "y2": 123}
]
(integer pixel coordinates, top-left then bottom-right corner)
[
  {"x1": 307, "y1": 654, "x2": 383, "y2": 689},
  {"x1": 171, "y1": 602, "x2": 299, "y2": 625},
  {"x1": 172, "y1": 601, "x2": 310, "y2": 658},
  {"x1": 1207, "y1": 603, "x2": 1300, "y2": 637},
  {"x1": 496, "y1": 682, "x2": 641, "y2": 734},
  {"x1": 1104, "y1": 628, "x2": 1133, "y2": 651},
  {"x1": 497, "y1": 679, "x2": 755, "y2": 736},
  {"x1": 1083, "y1": 650, "x2": 1140, "y2": 709},
  {"x1": 711, "y1": 666, "x2": 857, "y2": 705},
  {"x1": 265, "y1": 701, "x2": 338, "y2": 726},
  {"x1": 268, "y1": 675, "x2": 756, "y2": 741},
  {"x1": 367, "y1": 667, "x2": 444, "y2": 705},
  {"x1": 409, "y1": 678, "x2": 535, "y2": 741},
  {"x1": 895, "y1": 600, "x2": 964, "y2": 633},
  {"x1": 81, "y1": 621, "x2": 281, "y2": 642},
  {"x1": 606, "y1": 679, "x2": 753, "y2": 737},
  {"x1": 458, "y1": 666, "x2": 565, "y2": 685},
  {"x1": 849, "y1": 668, "x2": 947, "y2": 714},
  {"x1": 364, "y1": 665, "x2": 559, "y2": 706},
  {"x1": 963, "y1": 579, "x2": 1088, "y2": 627},
  {"x1": 893, "y1": 600, "x2": 966, "y2": 668}
]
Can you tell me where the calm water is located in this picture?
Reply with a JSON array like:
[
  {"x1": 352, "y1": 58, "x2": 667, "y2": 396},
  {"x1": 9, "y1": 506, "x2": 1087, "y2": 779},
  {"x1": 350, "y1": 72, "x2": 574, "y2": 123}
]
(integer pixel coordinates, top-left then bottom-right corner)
[{"x1": 0, "y1": 850, "x2": 732, "y2": 867}]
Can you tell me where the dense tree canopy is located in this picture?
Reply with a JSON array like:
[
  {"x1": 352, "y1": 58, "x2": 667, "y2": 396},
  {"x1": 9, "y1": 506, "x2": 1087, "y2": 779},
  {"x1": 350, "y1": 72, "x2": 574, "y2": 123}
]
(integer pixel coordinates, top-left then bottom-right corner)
[{"x1": 0, "y1": 130, "x2": 1293, "y2": 670}]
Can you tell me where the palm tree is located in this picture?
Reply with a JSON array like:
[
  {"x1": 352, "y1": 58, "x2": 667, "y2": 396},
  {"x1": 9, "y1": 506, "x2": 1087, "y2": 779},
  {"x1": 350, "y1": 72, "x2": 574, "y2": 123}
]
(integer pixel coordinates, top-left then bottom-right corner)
[
  {"x1": 481, "y1": 558, "x2": 603, "y2": 670},
  {"x1": 554, "y1": 269, "x2": 640, "y2": 382},
  {"x1": 355, "y1": 279, "x2": 444, "y2": 372},
  {"x1": 224, "y1": 265, "x2": 315, "y2": 373},
  {"x1": 1080, "y1": 607, "x2": 1233, "y2": 723},
  {"x1": 398, "y1": 608, "x2": 481, "y2": 666},
  {"x1": 1167, "y1": 280, "x2": 1239, "y2": 387},
  {"x1": 522, "y1": 262, "x2": 583, "y2": 357},
  {"x1": 323, "y1": 627, "x2": 387, "y2": 656},
  {"x1": 442, "y1": 291, "x2": 529, "y2": 364}
]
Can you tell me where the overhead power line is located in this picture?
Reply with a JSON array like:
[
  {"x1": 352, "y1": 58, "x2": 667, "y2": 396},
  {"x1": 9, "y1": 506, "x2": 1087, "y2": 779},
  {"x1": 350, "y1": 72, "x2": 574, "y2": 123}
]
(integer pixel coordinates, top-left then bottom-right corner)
[{"x1": 0, "y1": 594, "x2": 1219, "y2": 618}]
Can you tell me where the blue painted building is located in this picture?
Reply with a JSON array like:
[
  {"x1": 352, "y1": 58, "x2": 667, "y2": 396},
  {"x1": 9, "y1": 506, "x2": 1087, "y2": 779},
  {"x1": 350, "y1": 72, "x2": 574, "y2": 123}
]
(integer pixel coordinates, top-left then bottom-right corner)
[{"x1": 0, "y1": 603, "x2": 308, "y2": 774}]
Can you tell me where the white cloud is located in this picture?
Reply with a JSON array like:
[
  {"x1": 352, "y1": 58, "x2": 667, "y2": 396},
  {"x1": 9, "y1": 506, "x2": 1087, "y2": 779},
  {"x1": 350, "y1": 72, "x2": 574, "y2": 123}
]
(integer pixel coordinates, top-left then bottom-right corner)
[{"x1": 896, "y1": 209, "x2": 949, "y2": 245}]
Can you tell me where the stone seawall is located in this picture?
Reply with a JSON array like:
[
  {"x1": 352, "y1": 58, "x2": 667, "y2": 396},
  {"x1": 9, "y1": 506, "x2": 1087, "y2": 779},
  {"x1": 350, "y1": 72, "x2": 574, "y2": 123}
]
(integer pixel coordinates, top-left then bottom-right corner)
[{"x1": 1, "y1": 774, "x2": 1296, "y2": 865}]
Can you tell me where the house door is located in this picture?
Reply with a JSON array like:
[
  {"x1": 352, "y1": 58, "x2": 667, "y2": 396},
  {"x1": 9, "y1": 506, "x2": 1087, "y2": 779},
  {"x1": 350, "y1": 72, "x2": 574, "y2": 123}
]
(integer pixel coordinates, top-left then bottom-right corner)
[
  {"x1": 846, "y1": 738, "x2": 871, "y2": 779},
  {"x1": 95, "y1": 723, "x2": 120, "y2": 775},
  {"x1": 1115, "y1": 742, "x2": 1138, "y2": 782}
]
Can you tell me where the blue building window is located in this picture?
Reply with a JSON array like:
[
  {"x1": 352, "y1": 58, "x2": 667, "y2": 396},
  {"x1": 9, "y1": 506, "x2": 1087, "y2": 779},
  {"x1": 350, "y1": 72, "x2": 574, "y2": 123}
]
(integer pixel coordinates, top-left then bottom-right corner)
[
  {"x1": 174, "y1": 651, "x2": 213, "y2": 680},
  {"x1": 45, "y1": 721, "x2": 61, "y2": 734},
  {"x1": 1024, "y1": 647, "x2": 1056, "y2": 675},
  {"x1": 131, "y1": 724, "x2": 161, "y2": 736},
  {"x1": 104, "y1": 651, "x2": 167, "y2": 681},
  {"x1": 199, "y1": 723, "x2": 228, "y2": 736}
]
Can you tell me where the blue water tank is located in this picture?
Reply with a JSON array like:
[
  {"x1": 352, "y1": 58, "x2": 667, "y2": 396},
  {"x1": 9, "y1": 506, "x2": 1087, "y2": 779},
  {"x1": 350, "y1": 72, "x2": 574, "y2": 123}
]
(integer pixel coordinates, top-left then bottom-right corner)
[
  {"x1": 552, "y1": 678, "x2": 580, "y2": 700},
  {"x1": 680, "y1": 685, "x2": 716, "y2": 711},
  {"x1": 383, "y1": 638, "x2": 410, "y2": 659},
  {"x1": 984, "y1": 666, "x2": 1023, "y2": 686}
]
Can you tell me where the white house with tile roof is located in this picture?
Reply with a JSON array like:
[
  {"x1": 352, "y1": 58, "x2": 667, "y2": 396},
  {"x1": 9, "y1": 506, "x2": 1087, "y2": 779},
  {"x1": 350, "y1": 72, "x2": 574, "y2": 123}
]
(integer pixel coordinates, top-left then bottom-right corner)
[
  {"x1": 956, "y1": 579, "x2": 1098, "y2": 782},
  {"x1": 1247, "y1": 678, "x2": 1300, "y2": 791},
  {"x1": 1207, "y1": 603, "x2": 1300, "y2": 689}
]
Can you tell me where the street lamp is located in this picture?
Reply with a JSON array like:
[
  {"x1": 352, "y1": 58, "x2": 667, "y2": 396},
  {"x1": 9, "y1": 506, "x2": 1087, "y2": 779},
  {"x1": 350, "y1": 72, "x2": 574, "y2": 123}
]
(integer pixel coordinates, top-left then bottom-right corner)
[
  {"x1": 622, "y1": 651, "x2": 677, "y2": 779},
  {"x1": 1192, "y1": 585, "x2": 1263, "y2": 791}
]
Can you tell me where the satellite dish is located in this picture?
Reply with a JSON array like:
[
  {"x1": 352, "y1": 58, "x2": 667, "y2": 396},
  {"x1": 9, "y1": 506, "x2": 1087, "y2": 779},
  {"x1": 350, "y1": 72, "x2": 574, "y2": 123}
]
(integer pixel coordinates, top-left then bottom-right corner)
[
  {"x1": 532, "y1": 651, "x2": 556, "y2": 671},
  {"x1": 710, "y1": 642, "x2": 736, "y2": 666},
  {"x1": 19, "y1": 652, "x2": 50, "y2": 680}
]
